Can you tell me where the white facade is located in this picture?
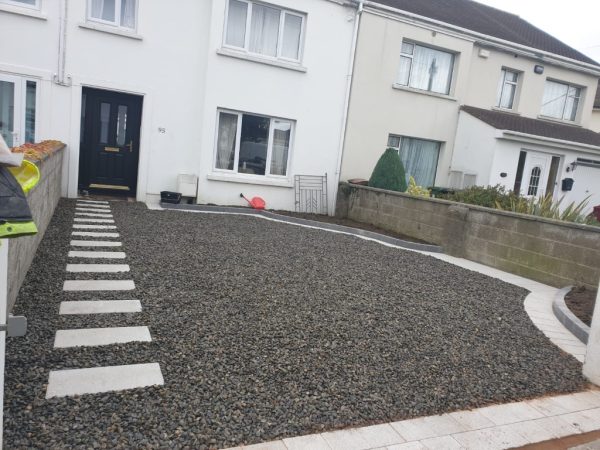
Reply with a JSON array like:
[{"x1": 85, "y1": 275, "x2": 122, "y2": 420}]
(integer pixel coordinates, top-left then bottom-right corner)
[{"x1": 0, "y1": 0, "x2": 355, "y2": 212}]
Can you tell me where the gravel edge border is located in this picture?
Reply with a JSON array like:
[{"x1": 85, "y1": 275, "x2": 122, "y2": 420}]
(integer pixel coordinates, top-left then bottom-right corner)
[
  {"x1": 159, "y1": 202, "x2": 443, "y2": 253},
  {"x1": 552, "y1": 286, "x2": 590, "y2": 344}
]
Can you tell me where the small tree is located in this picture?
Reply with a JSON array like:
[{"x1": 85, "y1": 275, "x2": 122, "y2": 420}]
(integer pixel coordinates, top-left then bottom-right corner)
[{"x1": 368, "y1": 148, "x2": 407, "y2": 192}]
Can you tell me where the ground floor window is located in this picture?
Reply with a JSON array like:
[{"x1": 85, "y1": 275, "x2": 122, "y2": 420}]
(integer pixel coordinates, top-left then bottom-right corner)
[
  {"x1": 215, "y1": 109, "x2": 293, "y2": 177},
  {"x1": 387, "y1": 135, "x2": 440, "y2": 187},
  {"x1": 0, "y1": 75, "x2": 37, "y2": 146}
]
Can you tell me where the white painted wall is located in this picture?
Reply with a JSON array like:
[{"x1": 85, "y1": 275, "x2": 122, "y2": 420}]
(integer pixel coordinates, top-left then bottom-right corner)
[
  {"x1": 197, "y1": 0, "x2": 355, "y2": 212},
  {"x1": 340, "y1": 7, "x2": 600, "y2": 188},
  {"x1": 592, "y1": 110, "x2": 600, "y2": 132}
]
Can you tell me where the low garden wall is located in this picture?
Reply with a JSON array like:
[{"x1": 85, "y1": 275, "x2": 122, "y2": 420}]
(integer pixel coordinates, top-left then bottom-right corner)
[
  {"x1": 336, "y1": 182, "x2": 600, "y2": 290},
  {"x1": 7, "y1": 146, "x2": 65, "y2": 312}
]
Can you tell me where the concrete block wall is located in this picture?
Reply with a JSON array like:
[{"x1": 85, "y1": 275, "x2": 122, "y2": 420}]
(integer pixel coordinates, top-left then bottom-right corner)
[
  {"x1": 7, "y1": 147, "x2": 65, "y2": 312},
  {"x1": 336, "y1": 183, "x2": 600, "y2": 290}
]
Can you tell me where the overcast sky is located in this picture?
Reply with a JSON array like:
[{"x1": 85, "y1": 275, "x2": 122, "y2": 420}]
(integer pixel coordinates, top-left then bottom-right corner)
[{"x1": 476, "y1": 0, "x2": 600, "y2": 63}]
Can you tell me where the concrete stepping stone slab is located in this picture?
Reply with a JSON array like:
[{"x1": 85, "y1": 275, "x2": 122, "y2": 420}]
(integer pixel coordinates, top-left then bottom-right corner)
[
  {"x1": 74, "y1": 218, "x2": 115, "y2": 223},
  {"x1": 76, "y1": 207, "x2": 113, "y2": 213},
  {"x1": 54, "y1": 326, "x2": 151, "y2": 348},
  {"x1": 66, "y1": 264, "x2": 130, "y2": 273},
  {"x1": 46, "y1": 363, "x2": 163, "y2": 398},
  {"x1": 60, "y1": 300, "x2": 141, "y2": 315},
  {"x1": 72, "y1": 232, "x2": 120, "y2": 238},
  {"x1": 75, "y1": 212, "x2": 114, "y2": 218},
  {"x1": 72, "y1": 224, "x2": 117, "y2": 230},
  {"x1": 77, "y1": 200, "x2": 109, "y2": 204},
  {"x1": 63, "y1": 280, "x2": 134, "y2": 291},
  {"x1": 68, "y1": 251, "x2": 126, "y2": 259},
  {"x1": 76, "y1": 202, "x2": 110, "y2": 208},
  {"x1": 70, "y1": 240, "x2": 122, "y2": 247},
  {"x1": 59, "y1": 300, "x2": 142, "y2": 315}
]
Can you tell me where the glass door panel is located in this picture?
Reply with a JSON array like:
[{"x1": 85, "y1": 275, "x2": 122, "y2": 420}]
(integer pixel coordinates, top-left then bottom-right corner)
[{"x1": 0, "y1": 75, "x2": 23, "y2": 147}]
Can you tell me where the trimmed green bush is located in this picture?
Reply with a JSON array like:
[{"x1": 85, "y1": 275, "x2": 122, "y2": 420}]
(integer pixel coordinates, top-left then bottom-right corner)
[{"x1": 369, "y1": 148, "x2": 407, "y2": 192}]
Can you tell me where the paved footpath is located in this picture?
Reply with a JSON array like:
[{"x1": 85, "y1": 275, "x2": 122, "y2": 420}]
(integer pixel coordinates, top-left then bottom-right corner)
[{"x1": 45, "y1": 199, "x2": 164, "y2": 398}]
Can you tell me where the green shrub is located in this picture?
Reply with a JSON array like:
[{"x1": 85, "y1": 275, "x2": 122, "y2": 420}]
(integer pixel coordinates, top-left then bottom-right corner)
[
  {"x1": 369, "y1": 148, "x2": 407, "y2": 192},
  {"x1": 440, "y1": 184, "x2": 517, "y2": 209},
  {"x1": 407, "y1": 176, "x2": 431, "y2": 198}
]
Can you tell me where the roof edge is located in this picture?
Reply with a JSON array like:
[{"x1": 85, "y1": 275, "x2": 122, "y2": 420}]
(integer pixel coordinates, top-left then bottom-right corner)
[{"x1": 363, "y1": 1, "x2": 600, "y2": 75}]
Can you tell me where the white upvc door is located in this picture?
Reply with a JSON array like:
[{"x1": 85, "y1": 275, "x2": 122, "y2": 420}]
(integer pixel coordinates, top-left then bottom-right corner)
[
  {"x1": 0, "y1": 74, "x2": 24, "y2": 148},
  {"x1": 521, "y1": 152, "x2": 552, "y2": 198}
]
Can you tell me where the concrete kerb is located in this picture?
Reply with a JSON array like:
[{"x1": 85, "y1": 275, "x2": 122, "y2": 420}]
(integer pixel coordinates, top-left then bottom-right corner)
[
  {"x1": 160, "y1": 202, "x2": 443, "y2": 253},
  {"x1": 553, "y1": 286, "x2": 590, "y2": 344}
]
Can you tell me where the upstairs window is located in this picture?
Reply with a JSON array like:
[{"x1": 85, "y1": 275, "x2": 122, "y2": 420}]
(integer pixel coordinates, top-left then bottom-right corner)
[
  {"x1": 0, "y1": 0, "x2": 39, "y2": 9},
  {"x1": 225, "y1": 0, "x2": 305, "y2": 62},
  {"x1": 397, "y1": 42, "x2": 455, "y2": 95},
  {"x1": 88, "y1": 0, "x2": 137, "y2": 30},
  {"x1": 496, "y1": 68, "x2": 519, "y2": 110},
  {"x1": 541, "y1": 80, "x2": 581, "y2": 121}
]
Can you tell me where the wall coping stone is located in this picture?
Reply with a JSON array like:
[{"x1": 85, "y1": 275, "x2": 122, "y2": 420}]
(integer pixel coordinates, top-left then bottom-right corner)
[
  {"x1": 552, "y1": 286, "x2": 590, "y2": 344},
  {"x1": 341, "y1": 182, "x2": 600, "y2": 234}
]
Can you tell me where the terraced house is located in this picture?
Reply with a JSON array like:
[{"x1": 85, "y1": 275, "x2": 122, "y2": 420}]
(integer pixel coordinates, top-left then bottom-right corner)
[
  {"x1": 341, "y1": 0, "x2": 600, "y2": 212},
  {"x1": 1, "y1": 0, "x2": 599, "y2": 214}
]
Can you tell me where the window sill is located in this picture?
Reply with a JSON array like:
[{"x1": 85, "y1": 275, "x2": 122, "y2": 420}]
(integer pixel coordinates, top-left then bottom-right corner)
[
  {"x1": 216, "y1": 48, "x2": 307, "y2": 73},
  {"x1": 392, "y1": 83, "x2": 457, "y2": 101},
  {"x1": 492, "y1": 106, "x2": 521, "y2": 115},
  {"x1": 78, "y1": 22, "x2": 142, "y2": 40},
  {"x1": 0, "y1": 4, "x2": 46, "y2": 20},
  {"x1": 537, "y1": 115, "x2": 581, "y2": 127},
  {"x1": 207, "y1": 173, "x2": 294, "y2": 188}
]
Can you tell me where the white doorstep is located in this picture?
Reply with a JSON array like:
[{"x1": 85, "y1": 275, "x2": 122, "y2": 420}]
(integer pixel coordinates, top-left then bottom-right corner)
[
  {"x1": 68, "y1": 251, "x2": 126, "y2": 259},
  {"x1": 46, "y1": 363, "x2": 163, "y2": 398},
  {"x1": 66, "y1": 264, "x2": 130, "y2": 273},
  {"x1": 54, "y1": 326, "x2": 151, "y2": 348},
  {"x1": 72, "y1": 225, "x2": 117, "y2": 230},
  {"x1": 74, "y1": 218, "x2": 115, "y2": 224},
  {"x1": 70, "y1": 240, "x2": 122, "y2": 247},
  {"x1": 63, "y1": 280, "x2": 134, "y2": 291},
  {"x1": 59, "y1": 300, "x2": 142, "y2": 315},
  {"x1": 72, "y1": 232, "x2": 120, "y2": 238}
]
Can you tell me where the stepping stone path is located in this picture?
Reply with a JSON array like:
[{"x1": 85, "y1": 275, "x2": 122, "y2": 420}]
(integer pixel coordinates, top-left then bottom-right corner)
[{"x1": 46, "y1": 199, "x2": 164, "y2": 399}]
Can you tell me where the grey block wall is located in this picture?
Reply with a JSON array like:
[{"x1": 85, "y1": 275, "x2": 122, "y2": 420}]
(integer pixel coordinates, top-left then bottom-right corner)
[
  {"x1": 336, "y1": 183, "x2": 600, "y2": 290},
  {"x1": 7, "y1": 148, "x2": 64, "y2": 312}
]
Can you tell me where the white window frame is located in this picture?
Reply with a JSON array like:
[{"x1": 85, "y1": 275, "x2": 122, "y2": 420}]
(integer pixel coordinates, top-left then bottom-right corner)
[
  {"x1": 0, "y1": 0, "x2": 40, "y2": 10},
  {"x1": 497, "y1": 68, "x2": 519, "y2": 110},
  {"x1": 397, "y1": 41, "x2": 456, "y2": 95},
  {"x1": 223, "y1": 0, "x2": 306, "y2": 64},
  {"x1": 540, "y1": 79, "x2": 582, "y2": 122},
  {"x1": 213, "y1": 108, "x2": 294, "y2": 178},
  {"x1": 0, "y1": 74, "x2": 40, "y2": 146},
  {"x1": 86, "y1": 0, "x2": 138, "y2": 30}
]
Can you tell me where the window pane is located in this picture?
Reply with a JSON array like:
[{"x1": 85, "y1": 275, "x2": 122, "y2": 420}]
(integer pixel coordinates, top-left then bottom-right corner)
[
  {"x1": 281, "y1": 14, "x2": 302, "y2": 60},
  {"x1": 408, "y1": 45, "x2": 454, "y2": 94},
  {"x1": 387, "y1": 135, "x2": 401, "y2": 148},
  {"x1": 0, "y1": 80, "x2": 15, "y2": 147},
  {"x1": 91, "y1": 0, "x2": 116, "y2": 22},
  {"x1": 499, "y1": 82, "x2": 516, "y2": 109},
  {"x1": 528, "y1": 166, "x2": 541, "y2": 196},
  {"x1": 14, "y1": 0, "x2": 37, "y2": 5},
  {"x1": 399, "y1": 137, "x2": 440, "y2": 187},
  {"x1": 249, "y1": 4, "x2": 280, "y2": 57},
  {"x1": 564, "y1": 95, "x2": 579, "y2": 121},
  {"x1": 226, "y1": 0, "x2": 248, "y2": 48},
  {"x1": 541, "y1": 81, "x2": 568, "y2": 119},
  {"x1": 120, "y1": 0, "x2": 136, "y2": 28},
  {"x1": 25, "y1": 81, "x2": 36, "y2": 143},
  {"x1": 100, "y1": 102, "x2": 111, "y2": 144},
  {"x1": 116, "y1": 105, "x2": 127, "y2": 146},
  {"x1": 270, "y1": 120, "x2": 291, "y2": 175},
  {"x1": 239, "y1": 114, "x2": 269, "y2": 175},
  {"x1": 216, "y1": 112, "x2": 238, "y2": 170},
  {"x1": 401, "y1": 42, "x2": 414, "y2": 55},
  {"x1": 397, "y1": 56, "x2": 412, "y2": 86},
  {"x1": 506, "y1": 71, "x2": 518, "y2": 83}
]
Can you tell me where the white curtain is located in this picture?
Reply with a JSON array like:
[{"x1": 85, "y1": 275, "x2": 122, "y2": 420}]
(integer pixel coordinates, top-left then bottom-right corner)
[
  {"x1": 0, "y1": 81, "x2": 15, "y2": 147},
  {"x1": 91, "y1": 0, "x2": 115, "y2": 22},
  {"x1": 270, "y1": 121, "x2": 291, "y2": 175},
  {"x1": 281, "y1": 13, "x2": 302, "y2": 60},
  {"x1": 400, "y1": 137, "x2": 440, "y2": 187},
  {"x1": 226, "y1": 0, "x2": 247, "y2": 47},
  {"x1": 216, "y1": 113, "x2": 238, "y2": 170},
  {"x1": 120, "y1": 0, "x2": 136, "y2": 29},
  {"x1": 541, "y1": 81, "x2": 568, "y2": 119},
  {"x1": 249, "y1": 4, "x2": 280, "y2": 57},
  {"x1": 409, "y1": 46, "x2": 454, "y2": 94}
]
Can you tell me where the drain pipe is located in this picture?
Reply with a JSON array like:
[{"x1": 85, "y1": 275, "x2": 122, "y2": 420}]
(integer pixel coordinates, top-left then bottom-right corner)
[
  {"x1": 332, "y1": 0, "x2": 363, "y2": 215},
  {"x1": 54, "y1": 0, "x2": 71, "y2": 86}
]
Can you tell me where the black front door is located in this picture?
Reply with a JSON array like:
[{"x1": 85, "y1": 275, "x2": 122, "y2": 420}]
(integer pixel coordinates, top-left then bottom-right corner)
[{"x1": 79, "y1": 88, "x2": 143, "y2": 195}]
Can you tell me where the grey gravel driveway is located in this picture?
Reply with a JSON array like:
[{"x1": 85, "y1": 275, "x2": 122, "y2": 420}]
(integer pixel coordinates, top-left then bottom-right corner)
[{"x1": 3, "y1": 200, "x2": 587, "y2": 449}]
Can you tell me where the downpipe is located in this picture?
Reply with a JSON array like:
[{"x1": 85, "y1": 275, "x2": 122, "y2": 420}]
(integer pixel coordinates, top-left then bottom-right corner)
[{"x1": 54, "y1": 0, "x2": 71, "y2": 86}]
